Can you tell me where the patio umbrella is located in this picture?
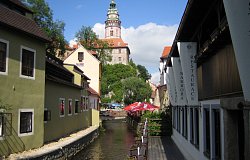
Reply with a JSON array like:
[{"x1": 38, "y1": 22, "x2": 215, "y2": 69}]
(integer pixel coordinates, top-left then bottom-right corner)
[
  {"x1": 131, "y1": 102, "x2": 159, "y2": 112},
  {"x1": 123, "y1": 102, "x2": 141, "y2": 111}
]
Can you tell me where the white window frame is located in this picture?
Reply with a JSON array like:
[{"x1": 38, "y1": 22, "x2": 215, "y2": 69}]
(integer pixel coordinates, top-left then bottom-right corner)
[
  {"x1": 19, "y1": 45, "x2": 36, "y2": 80},
  {"x1": 59, "y1": 98, "x2": 65, "y2": 117},
  {"x1": 201, "y1": 99, "x2": 221, "y2": 159},
  {"x1": 18, "y1": 109, "x2": 34, "y2": 137},
  {"x1": 0, "y1": 38, "x2": 9, "y2": 75},
  {"x1": 68, "y1": 99, "x2": 72, "y2": 116}
]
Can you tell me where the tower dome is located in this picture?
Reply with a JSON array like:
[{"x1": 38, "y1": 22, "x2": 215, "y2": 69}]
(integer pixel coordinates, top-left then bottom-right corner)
[{"x1": 105, "y1": 0, "x2": 121, "y2": 38}]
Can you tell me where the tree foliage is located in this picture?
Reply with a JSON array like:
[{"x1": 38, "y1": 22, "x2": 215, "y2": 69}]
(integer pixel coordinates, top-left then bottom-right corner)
[
  {"x1": 122, "y1": 77, "x2": 152, "y2": 105},
  {"x1": 137, "y1": 64, "x2": 151, "y2": 81},
  {"x1": 101, "y1": 63, "x2": 152, "y2": 105},
  {"x1": 23, "y1": 0, "x2": 66, "y2": 56},
  {"x1": 76, "y1": 26, "x2": 112, "y2": 65}
]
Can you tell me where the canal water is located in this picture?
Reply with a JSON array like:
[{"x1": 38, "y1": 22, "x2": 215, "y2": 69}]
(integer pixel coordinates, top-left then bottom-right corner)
[{"x1": 72, "y1": 119, "x2": 136, "y2": 160}]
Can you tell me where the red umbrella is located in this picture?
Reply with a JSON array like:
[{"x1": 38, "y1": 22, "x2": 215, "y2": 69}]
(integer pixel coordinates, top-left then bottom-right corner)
[
  {"x1": 131, "y1": 102, "x2": 159, "y2": 112},
  {"x1": 123, "y1": 102, "x2": 141, "y2": 111}
]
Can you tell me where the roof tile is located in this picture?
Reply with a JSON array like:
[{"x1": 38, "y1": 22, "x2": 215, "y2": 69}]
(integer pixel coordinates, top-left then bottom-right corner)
[
  {"x1": 161, "y1": 46, "x2": 171, "y2": 58},
  {"x1": 0, "y1": 4, "x2": 50, "y2": 42}
]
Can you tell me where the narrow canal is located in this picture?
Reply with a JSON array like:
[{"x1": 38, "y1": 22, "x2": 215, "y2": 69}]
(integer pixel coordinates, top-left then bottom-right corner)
[{"x1": 72, "y1": 119, "x2": 136, "y2": 160}]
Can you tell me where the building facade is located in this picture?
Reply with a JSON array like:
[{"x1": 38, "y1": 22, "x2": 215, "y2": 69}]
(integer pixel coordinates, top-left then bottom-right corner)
[
  {"x1": 0, "y1": 0, "x2": 49, "y2": 155},
  {"x1": 64, "y1": 45, "x2": 101, "y2": 96},
  {"x1": 44, "y1": 55, "x2": 97, "y2": 143},
  {"x1": 165, "y1": 1, "x2": 250, "y2": 160},
  {"x1": 104, "y1": 0, "x2": 130, "y2": 65}
]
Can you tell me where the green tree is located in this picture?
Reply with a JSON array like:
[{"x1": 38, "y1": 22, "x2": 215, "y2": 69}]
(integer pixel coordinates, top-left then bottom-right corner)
[
  {"x1": 122, "y1": 77, "x2": 152, "y2": 105},
  {"x1": 101, "y1": 64, "x2": 137, "y2": 103},
  {"x1": 23, "y1": 0, "x2": 66, "y2": 56},
  {"x1": 76, "y1": 26, "x2": 112, "y2": 65},
  {"x1": 100, "y1": 63, "x2": 152, "y2": 104},
  {"x1": 137, "y1": 64, "x2": 151, "y2": 81},
  {"x1": 129, "y1": 58, "x2": 137, "y2": 70}
]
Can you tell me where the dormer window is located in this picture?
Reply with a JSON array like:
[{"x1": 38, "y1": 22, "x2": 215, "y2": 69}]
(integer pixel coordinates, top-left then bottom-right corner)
[{"x1": 78, "y1": 52, "x2": 84, "y2": 62}]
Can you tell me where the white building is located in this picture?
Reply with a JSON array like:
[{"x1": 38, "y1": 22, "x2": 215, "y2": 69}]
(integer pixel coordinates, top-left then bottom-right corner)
[{"x1": 165, "y1": 0, "x2": 250, "y2": 160}]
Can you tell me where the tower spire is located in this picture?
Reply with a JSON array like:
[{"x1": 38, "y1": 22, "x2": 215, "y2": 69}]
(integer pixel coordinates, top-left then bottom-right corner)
[{"x1": 105, "y1": 0, "x2": 121, "y2": 39}]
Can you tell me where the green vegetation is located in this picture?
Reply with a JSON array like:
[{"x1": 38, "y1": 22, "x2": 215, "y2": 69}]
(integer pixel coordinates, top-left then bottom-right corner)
[
  {"x1": 101, "y1": 63, "x2": 152, "y2": 105},
  {"x1": 22, "y1": 0, "x2": 67, "y2": 56},
  {"x1": 0, "y1": 99, "x2": 11, "y2": 111},
  {"x1": 141, "y1": 111, "x2": 172, "y2": 136},
  {"x1": 137, "y1": 64, "x2": 151, "y2": 81}
]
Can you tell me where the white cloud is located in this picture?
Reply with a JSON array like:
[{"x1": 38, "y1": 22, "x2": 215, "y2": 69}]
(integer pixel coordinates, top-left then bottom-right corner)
[
  {"x1": 91, "y1": 22, "x2": 178, "y2": 84},
  {"x1": 92, "y1": 23, "x2": 105, "y2": 38},
  {"x1": 150, "y1": 72, "x2": 160, "y2": 85},
  {"x1": 69, "y1": 39, "x2": 77, "y2": 48}
]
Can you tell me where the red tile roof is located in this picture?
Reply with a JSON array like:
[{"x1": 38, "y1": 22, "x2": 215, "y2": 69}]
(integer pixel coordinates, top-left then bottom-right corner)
[
  {"x1": 0, "y1": 3, "x2": 50, "y2": 42},
  {"x1": 161, "y1": 46, "x2": 171, "y2": 58},
  {"x1": 88, "y1": 50, "x2": 97, "y2": 55},
  {"x1": 87, "y1": 87, "x2": 100, "y2": 97},
  {"x1": 102, "y1": 38, "x2": 128, "y2": 48}
]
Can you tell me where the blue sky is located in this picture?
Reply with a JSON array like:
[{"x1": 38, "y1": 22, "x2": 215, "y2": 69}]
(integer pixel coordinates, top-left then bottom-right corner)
[{"x1": 46, "y1": 0, "x2": 188, "y2": 84}]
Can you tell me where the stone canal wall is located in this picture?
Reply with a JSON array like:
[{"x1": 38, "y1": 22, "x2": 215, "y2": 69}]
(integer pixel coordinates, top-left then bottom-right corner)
[
  {"x1": 37, "y1": 129, "x2": 99, "y2": 160},
  {"x1": 8, "y1": 126, "x2": 99, "y2": 160}
]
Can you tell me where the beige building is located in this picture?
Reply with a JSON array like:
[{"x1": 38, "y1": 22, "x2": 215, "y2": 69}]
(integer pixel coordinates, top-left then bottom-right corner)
[{"x1": 64, "y1": 45, "x2": 101, "y2": 95}]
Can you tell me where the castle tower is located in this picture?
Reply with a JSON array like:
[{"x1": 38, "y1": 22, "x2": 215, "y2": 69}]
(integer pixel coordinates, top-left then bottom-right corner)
[
  {"x1": 105, "y1": 0, "x2": 121, "y2": 39},
  {"x1": 104, "y1": 0, "x2": 130, "y2": 65}
]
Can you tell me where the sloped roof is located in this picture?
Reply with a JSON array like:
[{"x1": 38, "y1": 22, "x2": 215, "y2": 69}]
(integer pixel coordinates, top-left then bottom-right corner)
[
  {"x1": 0, "y1": 3, "x2": 49, "y2": 42},
  {"x1": 8, "y1": 0, "x2": 33, "y2": 13},
  {"x1": 87, "y1": 87, "x2": 100, "y2": 97},
  {"x1": 64, "y1": 45, "x2": 98, "y2": 60},
  {"x1": 102, "y1": 38, "x2": 128, "y2": 48},
  {"x1": 161, "y1": 46, "x2": 171, "y2": 58}
]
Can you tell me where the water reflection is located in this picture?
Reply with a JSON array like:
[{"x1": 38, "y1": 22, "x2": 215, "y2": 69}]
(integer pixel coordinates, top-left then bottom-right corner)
[{"x1": 72, "y1": 119, "x2": 135, "y2": 160}]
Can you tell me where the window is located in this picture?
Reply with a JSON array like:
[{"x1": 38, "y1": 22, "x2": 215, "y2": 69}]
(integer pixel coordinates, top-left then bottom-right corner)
[
  {"x1": 81, "y1": 97, "x2": 85, "y2": 111},
  {"x1": 81, "y1": 96, "x2": 89, "y2": 111},
  {"x1": 177, "y1": 107, "x2": 180, "y2": 132},
  {"x1": 118, "y1": 57, "x2": 122, "y2": 61},
  {"x1": 204, "y1": 108, "x2": 210, "y2": 157},
  {"x1": 194, "y1": 107, "x2": 199, "y2": 148},
  {"x1": 110, "y1": 30, "x2": 114, "y2": 36},
  {"x1": 213, "y1": 109, "x2": 221, "y2": 159},
  {"x1": 173, "y1": 107, "x2": 176, "y2": 129},
  {"x1": 59, "y1": 98, "x2": 65, "y2": 117},
  {"x1": 86, "y1": 97, "x2": 89, "y2": 109},
  {"x1": 44, "y1": 109, "x2": 51, "y2": 122},
  {"x1": 20, "y1": 46, "x2": 35, "y2": 79},
  {"x1": 78, "y1": 52, "x2": 84, "y2": 62},
  {"x1": 0, "y1": 39, "x2": 8, "y2": 74},
  {"x1": 184, "y1": 107, "x2": 188, "y2": 139},
  {"x1": 75, "y1": 100, "x2": 79, "y2": 114},
  {"x1": 190, "y1": 108, "x2": 194, "y2": 143},
  {"x1": 0, "y1": 114, "x2": 3, "y2": 137},
  {"x1": 119, "y1": 49, "x2": 121, "y2": 53},
  {"x1": 182, "y1": 107, "x2": 185, "y2": 136},
  {"x1": 18, "y1": 109, "x2": 34, "y2": 136},
  {"x1": 68, "y1": 99, "x2": 72, "y2": 115},
  {"x1": 202, "y1": 101, "x2": 221, "y2": 159}
]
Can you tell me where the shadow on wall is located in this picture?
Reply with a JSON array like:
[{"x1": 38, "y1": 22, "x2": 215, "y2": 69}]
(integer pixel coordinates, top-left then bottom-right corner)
[{"x1": 0, "y1": 113, "x2": 25, "y2": 156}]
